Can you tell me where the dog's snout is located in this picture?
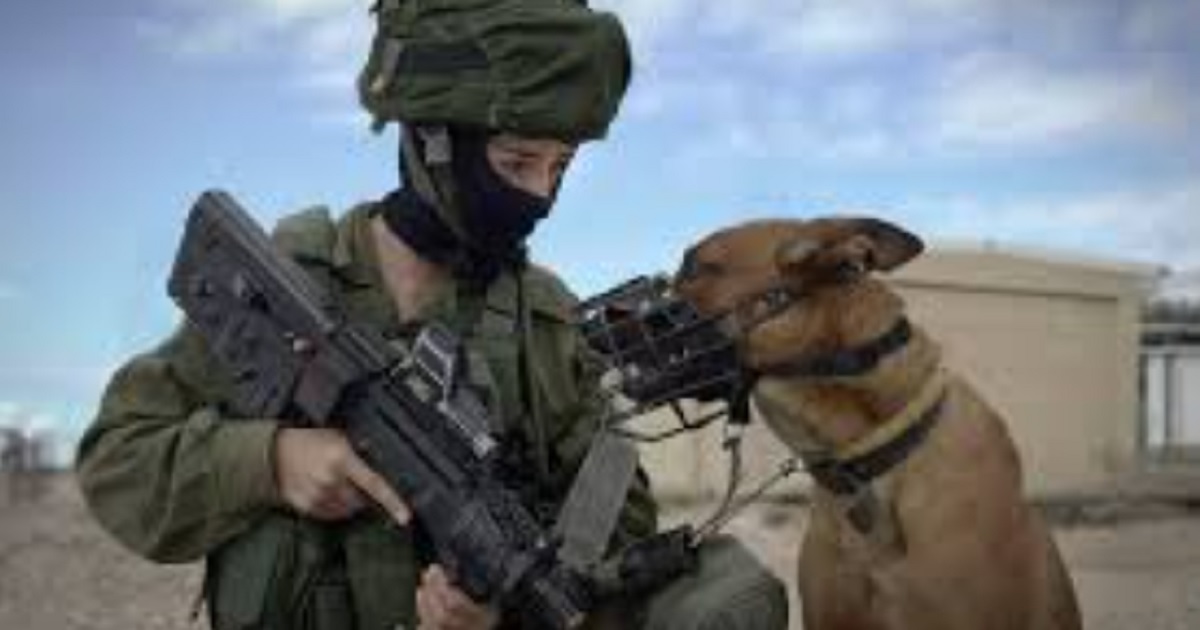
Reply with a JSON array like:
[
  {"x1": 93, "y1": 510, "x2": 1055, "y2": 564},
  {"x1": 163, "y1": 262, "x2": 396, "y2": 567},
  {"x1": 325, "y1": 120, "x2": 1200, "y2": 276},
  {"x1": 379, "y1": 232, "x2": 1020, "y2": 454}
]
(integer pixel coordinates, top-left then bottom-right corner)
[
  {"x1": 677, "y1": 245, "x2": 725, "y2": 286},
  {"x1": 677, "y1": 245, "x2": 700, "y2": 283}
]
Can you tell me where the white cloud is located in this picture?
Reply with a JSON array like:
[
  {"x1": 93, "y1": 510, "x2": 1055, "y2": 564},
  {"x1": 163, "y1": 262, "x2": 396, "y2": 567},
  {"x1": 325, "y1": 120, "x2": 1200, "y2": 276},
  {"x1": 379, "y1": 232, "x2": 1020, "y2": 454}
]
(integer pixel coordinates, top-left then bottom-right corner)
[
  {"x1": 136, "y1": 0, "x2": 372, "y2": 125},
  {"x1": 636, "y1": 73, "x2": 911, "y2": 167},
  {"x1": 669, "y1": 0, "x2": 1199, "y2": 62},
  {"x1": 142, "y1": 0, "x2": 1198, "y2": 158},
  {"x1": 927, "y1": 52, "x2": 1191, "y2": 150},
  {"x1": 297, "y1": 8, "x2": 368, "y2": 62},
  {"x1": 243, "y1": 0, "x2": 360, "y2": 21},
  {"x1": 761, "y1": 0, "x2": 990, "y2": 58},
  {"x1": 1121, "y1": 0, "x2": 1200, "y2": 51},
  {"x1": 919, "y1": 181, "x2": 1200, "y2": 270},
  {"x1": 641, "y1": 49, "x2": 1193, "y2": 168},
  {"x1": 593, "y1": 0, "x2": 694, "y2": 56},
  {"x1": 139, "y1": 0, "x2": 367, "y2": 61},
  {"x1": 603, "y1": 1, "x2": 1196, "y2": 167},
  {"x1": 148, "y1": 0, "x2": 998, "y2": 75},
  {"x1": 678, "y1": 0, "x2": 1003, "y2": 58}
]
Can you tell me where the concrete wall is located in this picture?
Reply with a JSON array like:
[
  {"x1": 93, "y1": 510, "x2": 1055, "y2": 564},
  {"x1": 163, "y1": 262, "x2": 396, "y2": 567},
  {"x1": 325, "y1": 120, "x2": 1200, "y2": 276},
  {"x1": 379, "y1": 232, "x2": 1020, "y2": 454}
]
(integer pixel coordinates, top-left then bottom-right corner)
[{"x1": 636, "y1": 244, "x2": 1155, "y2": 500}]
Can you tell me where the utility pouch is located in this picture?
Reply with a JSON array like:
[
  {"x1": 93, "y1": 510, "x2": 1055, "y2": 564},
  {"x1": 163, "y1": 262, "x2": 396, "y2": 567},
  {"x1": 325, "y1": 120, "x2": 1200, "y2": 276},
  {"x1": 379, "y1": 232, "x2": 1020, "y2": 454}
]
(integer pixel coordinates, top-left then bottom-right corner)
[
  {"x1": 298, "y1": 571, "x2": 356, "y2": 630},
  {"x1": 206, "y1": 514, "x2": 352, "y2": 630},
  {"x1": 205, "y1": 516, "x2": 288, "y2": 630}
]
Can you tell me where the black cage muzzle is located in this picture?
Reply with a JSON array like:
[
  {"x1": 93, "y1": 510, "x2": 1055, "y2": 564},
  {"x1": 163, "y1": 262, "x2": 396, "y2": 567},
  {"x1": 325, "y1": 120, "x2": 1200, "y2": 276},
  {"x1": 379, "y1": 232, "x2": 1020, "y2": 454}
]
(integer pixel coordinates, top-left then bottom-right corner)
[
  {"x1": 579, "y1": 272, "x2": 918, "y2": 422},
  {"x1": 578, "y1": 275, "x2": 741, "y2": 410},
  {"x1": 579, "y1": 275, "x2": 811, "y2": 448}
]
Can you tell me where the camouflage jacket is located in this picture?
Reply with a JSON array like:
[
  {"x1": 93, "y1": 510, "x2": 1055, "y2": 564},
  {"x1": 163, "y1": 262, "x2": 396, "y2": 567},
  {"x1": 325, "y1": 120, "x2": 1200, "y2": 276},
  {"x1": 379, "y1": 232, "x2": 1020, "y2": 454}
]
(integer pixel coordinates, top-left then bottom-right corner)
[{"x1": 75, "y1": 203, "x2": 657, "y2": 629}]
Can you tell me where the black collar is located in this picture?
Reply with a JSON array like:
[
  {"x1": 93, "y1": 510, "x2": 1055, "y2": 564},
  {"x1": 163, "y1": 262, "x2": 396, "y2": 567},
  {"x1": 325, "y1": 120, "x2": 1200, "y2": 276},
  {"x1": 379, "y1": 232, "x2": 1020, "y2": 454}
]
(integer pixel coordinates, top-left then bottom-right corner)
[{"x1": 757, "y1": 317, "x2": 912, "y2": 379}]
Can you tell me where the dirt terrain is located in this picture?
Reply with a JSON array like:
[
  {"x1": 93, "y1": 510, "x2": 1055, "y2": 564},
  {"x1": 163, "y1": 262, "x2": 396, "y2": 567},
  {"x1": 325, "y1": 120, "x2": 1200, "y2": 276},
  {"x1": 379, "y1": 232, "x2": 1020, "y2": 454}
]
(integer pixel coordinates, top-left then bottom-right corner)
[{"x1": 2, "y1": 474, "x2": 1199, "y2": 629}]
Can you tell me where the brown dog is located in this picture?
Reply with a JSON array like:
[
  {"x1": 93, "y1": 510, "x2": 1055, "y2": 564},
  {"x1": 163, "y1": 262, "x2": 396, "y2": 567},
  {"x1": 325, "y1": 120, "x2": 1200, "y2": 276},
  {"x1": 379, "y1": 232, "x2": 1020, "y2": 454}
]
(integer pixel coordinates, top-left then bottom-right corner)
[{"x1": 674, "y1": 217, "x2": 1081, "y2": 630}]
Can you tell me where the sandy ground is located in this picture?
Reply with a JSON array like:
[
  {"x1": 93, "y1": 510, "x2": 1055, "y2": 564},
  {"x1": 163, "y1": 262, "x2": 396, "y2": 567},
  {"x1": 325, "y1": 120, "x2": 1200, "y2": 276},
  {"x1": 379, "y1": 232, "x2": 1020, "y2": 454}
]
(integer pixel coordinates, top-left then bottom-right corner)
[{"x1": 3, "y1": 474, "x2": 1199, "y2": 629}]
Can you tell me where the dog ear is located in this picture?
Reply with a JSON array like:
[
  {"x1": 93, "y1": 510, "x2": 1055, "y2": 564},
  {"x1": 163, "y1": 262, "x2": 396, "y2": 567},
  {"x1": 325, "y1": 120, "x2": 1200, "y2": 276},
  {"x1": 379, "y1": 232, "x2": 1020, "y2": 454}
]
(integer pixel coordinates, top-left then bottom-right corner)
[
  {"x1": 775, "y1": 236, "x2": 821, "y2": 277},
  {"x1": 776, "y1": 218, "x2": 923, "y2": 282},
  {"x1": 849, "y1": 218, "x2": 924, "y2": 272}
]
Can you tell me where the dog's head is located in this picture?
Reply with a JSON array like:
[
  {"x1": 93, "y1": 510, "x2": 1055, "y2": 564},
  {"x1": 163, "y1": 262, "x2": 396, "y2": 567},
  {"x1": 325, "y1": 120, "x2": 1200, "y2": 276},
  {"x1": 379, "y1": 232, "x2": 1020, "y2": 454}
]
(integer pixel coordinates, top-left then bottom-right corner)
[{"x1": 673, "y1": 217, "x2": 924, "y2": 369}]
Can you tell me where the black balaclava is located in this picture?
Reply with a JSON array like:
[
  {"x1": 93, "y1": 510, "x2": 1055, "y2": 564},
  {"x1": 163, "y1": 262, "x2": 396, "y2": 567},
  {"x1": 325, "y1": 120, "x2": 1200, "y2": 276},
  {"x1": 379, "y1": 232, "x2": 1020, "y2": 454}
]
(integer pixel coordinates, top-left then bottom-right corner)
[{"x1": 380, "y1": 127, "x2": 554, "y2": 286}]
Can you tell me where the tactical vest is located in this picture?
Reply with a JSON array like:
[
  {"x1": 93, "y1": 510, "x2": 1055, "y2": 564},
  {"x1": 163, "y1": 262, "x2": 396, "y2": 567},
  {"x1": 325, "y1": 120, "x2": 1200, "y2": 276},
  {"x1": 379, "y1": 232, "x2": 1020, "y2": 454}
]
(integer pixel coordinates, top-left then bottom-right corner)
[{"x1": 204, "y1": 205, "x2": 596, "y2": 630}]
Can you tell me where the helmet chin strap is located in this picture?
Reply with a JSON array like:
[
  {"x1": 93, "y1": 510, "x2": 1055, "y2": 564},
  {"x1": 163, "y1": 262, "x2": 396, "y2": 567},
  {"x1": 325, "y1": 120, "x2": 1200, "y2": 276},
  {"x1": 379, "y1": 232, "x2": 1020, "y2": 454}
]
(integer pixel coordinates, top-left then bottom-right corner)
[{"x1": 401, "y1": 124, "x2": 471, "y2": 245}]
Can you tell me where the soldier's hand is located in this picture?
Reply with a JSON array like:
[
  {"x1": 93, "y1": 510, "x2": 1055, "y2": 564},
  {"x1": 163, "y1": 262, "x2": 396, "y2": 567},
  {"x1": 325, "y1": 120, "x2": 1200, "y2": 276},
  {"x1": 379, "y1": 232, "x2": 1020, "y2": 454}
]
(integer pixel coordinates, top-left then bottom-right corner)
[
  {"x1": 273, "y1": 427, "x2": 411, "y2": 524},
  {"x1": 417, "y1": 565, "x2": 500, "y2": 630}
]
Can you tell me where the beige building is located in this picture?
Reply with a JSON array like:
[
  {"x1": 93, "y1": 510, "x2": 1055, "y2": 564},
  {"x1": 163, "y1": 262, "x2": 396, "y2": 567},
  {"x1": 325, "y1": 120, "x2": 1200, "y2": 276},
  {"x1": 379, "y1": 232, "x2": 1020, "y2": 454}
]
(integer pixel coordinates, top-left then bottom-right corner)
[{"x1": 637, "y1": 242, "x2": 1160, "y2": 500}]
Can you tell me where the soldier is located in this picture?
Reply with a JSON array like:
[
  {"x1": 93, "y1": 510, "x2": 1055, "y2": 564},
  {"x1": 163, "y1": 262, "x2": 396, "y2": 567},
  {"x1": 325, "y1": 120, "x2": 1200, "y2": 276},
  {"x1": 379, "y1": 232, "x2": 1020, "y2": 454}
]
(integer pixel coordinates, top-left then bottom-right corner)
[{"x1": 75, "y1": 1, "x2": 787, "y2": 629}]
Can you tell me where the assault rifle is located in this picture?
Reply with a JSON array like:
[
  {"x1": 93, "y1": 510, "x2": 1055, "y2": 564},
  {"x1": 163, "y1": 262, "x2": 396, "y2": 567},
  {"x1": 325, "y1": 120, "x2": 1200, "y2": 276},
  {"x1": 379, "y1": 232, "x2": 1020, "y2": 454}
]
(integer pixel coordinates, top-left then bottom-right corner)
[{"x1": 168, "y1": 190, "x2": 589, "y2": 628}]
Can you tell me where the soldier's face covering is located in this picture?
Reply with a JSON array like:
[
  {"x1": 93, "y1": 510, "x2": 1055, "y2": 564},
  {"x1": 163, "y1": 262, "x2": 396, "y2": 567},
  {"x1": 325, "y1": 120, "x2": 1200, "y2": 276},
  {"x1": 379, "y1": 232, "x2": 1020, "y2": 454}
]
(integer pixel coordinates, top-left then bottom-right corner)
[
  {"x1": 384, "y1": 128, "x2": 574, "y2": 284},
  {"x1": 452, "y1": 130, "x2": 574, "y2": 259}
]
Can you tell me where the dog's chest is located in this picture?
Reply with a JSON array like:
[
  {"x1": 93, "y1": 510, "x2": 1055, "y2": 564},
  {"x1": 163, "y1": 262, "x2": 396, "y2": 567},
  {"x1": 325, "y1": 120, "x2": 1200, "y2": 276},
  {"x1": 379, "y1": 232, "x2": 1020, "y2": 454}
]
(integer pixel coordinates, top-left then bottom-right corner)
[
  {"x1": 754, "y1": 380, "x2": 909, "y2": 558},
  {"x1": 751, "y1": 380, "x2": 830, "y2": 455}
]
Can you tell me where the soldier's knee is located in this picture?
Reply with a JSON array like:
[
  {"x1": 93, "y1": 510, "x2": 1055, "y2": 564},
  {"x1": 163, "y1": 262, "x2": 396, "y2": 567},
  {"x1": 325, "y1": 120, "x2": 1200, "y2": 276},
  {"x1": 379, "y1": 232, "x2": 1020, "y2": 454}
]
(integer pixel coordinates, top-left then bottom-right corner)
[
  {"x1": 642, "y1": 536, "x2": 788, "y2": 630},
  {"x1": 696, "y1": 569, "x2": 788, "y2": 630}
]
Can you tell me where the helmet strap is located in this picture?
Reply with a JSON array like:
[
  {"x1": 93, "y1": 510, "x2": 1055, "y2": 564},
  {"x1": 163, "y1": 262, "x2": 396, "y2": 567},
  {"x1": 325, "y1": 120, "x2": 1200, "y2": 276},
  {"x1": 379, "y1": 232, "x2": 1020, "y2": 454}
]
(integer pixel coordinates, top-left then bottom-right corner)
[{"x1": 402, "y1": 125, "x2": 471, "y2": 244}]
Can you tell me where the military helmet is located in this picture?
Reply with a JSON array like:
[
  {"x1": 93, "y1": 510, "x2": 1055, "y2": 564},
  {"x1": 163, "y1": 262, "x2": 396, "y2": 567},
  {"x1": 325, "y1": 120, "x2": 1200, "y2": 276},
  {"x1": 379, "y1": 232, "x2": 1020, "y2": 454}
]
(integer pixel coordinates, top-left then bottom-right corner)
[{"x1": 358, "y1": 0, "x2": 632, "y2": 142}]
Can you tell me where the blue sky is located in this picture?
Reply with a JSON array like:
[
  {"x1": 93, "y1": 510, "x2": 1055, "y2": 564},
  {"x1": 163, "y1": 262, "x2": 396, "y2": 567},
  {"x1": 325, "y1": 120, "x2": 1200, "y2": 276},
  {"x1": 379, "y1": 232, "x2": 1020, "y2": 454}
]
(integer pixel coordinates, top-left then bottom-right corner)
[{"x1": 2, "y1": 0, "x2": 1199, "y2": 462}]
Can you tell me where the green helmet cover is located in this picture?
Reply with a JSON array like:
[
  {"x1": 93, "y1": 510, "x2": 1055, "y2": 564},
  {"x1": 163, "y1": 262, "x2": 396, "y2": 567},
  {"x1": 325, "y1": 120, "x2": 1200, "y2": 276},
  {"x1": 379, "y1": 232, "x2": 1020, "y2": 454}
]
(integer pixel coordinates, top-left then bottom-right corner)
[{"x1": 358, "y1": 0, "x2": 632, "y2": 142}]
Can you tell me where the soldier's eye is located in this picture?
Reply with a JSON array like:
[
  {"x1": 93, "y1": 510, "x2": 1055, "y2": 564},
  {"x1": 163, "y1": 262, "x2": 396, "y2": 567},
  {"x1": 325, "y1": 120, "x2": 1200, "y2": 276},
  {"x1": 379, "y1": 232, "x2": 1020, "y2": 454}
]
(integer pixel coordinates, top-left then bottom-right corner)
[{"x1": 495, "y1": 158, "x2": 525, "y2": 176}]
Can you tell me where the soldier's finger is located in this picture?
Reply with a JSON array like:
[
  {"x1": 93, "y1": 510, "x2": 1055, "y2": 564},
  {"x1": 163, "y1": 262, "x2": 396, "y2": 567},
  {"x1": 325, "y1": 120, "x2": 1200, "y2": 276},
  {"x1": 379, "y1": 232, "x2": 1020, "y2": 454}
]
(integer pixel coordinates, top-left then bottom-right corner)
[
  {"x1": 343, "y1": 453, "x2": 412, "y2": 525},
  {"x1": 334, "y1": 484, "x2": 366, "y2": 514},
  {"x1": 415, "y1": 586, "x2": 432, "y2": 627},
  {"x1": 422, "y1": 567, "x2": 452, "y2": 612},
  {"x1": 436, "y1": 576, "x2": 475, "y2": 613},
  {"x1": 426, "y1": 566, "x2": 493, "y2": 628},
  {"x1": 417, "y1": 582, "x2": 449, "y2": 628},
  {"x1": 309, "y1": 495, "x2": 348, "y2": 521}
]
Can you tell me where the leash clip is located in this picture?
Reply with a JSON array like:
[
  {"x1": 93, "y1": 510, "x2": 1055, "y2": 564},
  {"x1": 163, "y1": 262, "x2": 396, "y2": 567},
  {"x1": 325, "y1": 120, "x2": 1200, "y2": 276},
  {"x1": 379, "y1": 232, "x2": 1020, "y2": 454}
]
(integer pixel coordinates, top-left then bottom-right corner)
[{"x1": 722, "y1": 421, "x2": 745, "y2": 451}]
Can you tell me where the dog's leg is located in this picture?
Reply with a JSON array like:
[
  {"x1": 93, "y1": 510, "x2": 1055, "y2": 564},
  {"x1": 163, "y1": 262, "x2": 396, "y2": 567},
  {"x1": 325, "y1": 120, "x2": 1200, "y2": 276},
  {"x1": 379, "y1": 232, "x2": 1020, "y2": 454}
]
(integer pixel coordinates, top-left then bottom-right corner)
[
  {"x1": 865, "y1": 516, "x2": 1073, "y2": 630},
  {"x1": 1032, "y1": 522, "x2": 1083, "y2": 630},
  {"x1": 799, "y1": 515, "x2": 883, "y2": 630}
]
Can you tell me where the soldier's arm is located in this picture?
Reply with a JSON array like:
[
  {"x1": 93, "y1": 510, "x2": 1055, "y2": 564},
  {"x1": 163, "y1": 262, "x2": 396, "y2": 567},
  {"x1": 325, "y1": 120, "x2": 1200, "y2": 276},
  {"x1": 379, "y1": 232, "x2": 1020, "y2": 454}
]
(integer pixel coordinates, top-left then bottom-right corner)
[{"x1": 75, "y1": 322, "x2": 279, "y2": 563}]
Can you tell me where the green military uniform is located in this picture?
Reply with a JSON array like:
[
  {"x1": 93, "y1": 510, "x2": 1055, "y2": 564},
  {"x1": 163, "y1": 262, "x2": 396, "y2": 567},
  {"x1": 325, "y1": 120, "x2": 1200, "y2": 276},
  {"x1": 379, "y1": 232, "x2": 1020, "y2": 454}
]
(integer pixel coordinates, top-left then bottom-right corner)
[
  {"x1": 80, "y1": 0, "x2": 787, "y2": 626},
  {"x1": 76, "y1": 204, "x2": 786, "y2": 630}
]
